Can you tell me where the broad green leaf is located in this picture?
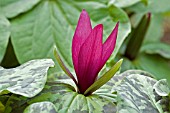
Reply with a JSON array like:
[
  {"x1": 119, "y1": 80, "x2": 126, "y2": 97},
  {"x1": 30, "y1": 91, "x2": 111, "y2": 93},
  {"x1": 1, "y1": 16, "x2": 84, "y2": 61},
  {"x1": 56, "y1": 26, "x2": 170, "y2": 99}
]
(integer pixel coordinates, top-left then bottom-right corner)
[
  {"x1": 147, "y1": 0, "x2": 170, "y2": 13},
  {"x1": 24, "y1": 101, "x2": 57, "y2": 113},
  {"x1": 108, "y1": 5, "x2": 131, "y2": 59},
  {"x1": 130, "y1": 13, "x2": 144, "y2": 27},
  {"x1": 119, "y1": 57, "x2": 136, "y2": 72},
  {"x1": 144, "y1": 14, "x2": 164, "y2": 43},
  {"x1": 127, "y1": 0, "x2": 170, "y2": 14},
  {"x1": 154, "y1": 79, "x2": 170, "y2": 96},
  {"x1": 141, "y1": 42, "x2": 170, "y2": 59},
  {"x1": 10, "y1": 0, "x2": 130, "y2": 71},
  {"x1": 110, "y1": 0, "x2": 142, "y2": 8},
  {"x1": 116, "y1": 71, "x2": 163, "y2": 113},
  {"x1": 119, "y1": 53, "x2": 170, "y2": 84},
  {"x1": 141, "y1": 0, "x2": 148, "y2": 5},
  {"x1": 0, "y1": 14, "x2": 10, "y2": 62},
  {"x1": 135, "y1": 54, "x2": 170, "y2": 84},
  {"x1": 0, "y1": 39, "x2": 20, "y2": 68},
  {"x1": 84, "y1": 59, "x2": 123, "y2": 95},
  {"x1": 1, "y1": 0, "x2": 41, "y2": 18},
  {"x1": 0, "y1": 59, "x2": 54, "y2": 97},
  {"x1": 126, "y1": 0, "x2": 168, "y2": 48}
]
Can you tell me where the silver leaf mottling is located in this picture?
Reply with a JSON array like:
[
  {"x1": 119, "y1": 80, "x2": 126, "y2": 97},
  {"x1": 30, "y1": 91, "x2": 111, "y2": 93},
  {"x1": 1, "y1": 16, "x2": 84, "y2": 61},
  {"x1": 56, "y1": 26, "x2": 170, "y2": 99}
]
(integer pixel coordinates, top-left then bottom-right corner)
[
  {"x1": 0, "y1": 59, "x2": 54, "y2": 97},
  {"x1": 115, "y1": 70, "x2": 164, "y2": 113},
  {"x1": 24, "y1": 101, "x2": 57, "y2": 113},
  {"x1": 153, "y1": 79, "x2": 170, "y2": 96}
]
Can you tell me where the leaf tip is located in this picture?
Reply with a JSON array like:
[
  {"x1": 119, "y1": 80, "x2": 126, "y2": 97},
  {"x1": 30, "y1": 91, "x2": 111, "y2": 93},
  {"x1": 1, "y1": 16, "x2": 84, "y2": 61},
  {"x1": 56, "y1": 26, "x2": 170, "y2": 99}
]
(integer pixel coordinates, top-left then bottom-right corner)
[{"x1": 117, "y1": 59, "x2": 123, "y2": 67}]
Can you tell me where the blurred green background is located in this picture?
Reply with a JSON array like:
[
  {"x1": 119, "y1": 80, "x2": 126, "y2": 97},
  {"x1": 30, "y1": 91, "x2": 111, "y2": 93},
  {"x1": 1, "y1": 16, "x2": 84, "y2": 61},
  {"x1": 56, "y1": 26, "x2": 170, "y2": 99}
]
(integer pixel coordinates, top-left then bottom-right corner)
[{"x1": 0, "y1": 0, "x2": 170, "y2": 83}]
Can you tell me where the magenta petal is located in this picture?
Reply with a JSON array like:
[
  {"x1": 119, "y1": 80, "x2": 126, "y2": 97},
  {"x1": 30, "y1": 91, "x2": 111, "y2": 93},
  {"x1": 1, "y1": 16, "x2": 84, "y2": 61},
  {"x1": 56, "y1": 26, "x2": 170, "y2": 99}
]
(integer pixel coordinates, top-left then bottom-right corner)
[
  {"x1": 77, "y1": 24, "x2": 103, "y2": 93},
  {"x1": 100, "y1": 22, "x2": 119, "y2": 68},
  {"x1": 72, "y1": 10, "x2": 92, "y2": 76}
]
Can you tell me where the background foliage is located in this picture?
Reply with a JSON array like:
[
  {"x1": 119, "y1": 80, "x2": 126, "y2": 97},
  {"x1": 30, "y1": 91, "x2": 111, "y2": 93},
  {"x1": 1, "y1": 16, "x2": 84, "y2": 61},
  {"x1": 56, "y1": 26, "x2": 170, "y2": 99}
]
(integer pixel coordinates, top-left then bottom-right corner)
[{"x1": 0, "y1": 0, "x2": 170, "y2": 113}]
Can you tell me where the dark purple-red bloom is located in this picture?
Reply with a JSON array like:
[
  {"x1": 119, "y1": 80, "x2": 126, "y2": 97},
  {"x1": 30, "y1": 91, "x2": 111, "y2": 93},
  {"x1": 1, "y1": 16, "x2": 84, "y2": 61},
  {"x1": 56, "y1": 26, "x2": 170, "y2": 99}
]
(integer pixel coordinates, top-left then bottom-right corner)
[{"x1": 72, "y1": 10, "x2": 119, "y2": 93}]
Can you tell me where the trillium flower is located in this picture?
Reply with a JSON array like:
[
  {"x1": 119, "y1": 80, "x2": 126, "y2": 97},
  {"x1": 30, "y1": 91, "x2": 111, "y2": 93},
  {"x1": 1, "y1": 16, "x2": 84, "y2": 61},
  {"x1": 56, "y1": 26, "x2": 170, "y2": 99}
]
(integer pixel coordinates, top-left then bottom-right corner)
[{"x1": 54, "y1": 9, "x2": 122, "y2": 95}]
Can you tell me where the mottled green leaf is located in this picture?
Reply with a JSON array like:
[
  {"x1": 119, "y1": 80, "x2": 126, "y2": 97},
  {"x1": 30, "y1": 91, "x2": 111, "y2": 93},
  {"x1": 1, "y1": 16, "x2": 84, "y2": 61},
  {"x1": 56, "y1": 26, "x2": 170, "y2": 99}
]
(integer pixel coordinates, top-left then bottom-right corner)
[
  {"x1": 28, "y1": 80, "x2": 117, "y2": 113},
  {"x1": 141, "y1": 42, "x2": 170, "y2": 59},
  {"x1": 24, "y1": 101, "x2": 57, "y2": 113},
  {"x1": 154, "y1": 79, "x2": 170, "y2": 96},
  {"x1": 2, "y1": 76, "x2": 117, "y2": 113},
  {"x1": 10, "y1": 0, "x2": 130, "y2": 71},
  {"x1": 1, "y1": 0, "x2": 41, "y2": 18},
  {"x1": 111, "y1": 69, "x2": 154, "y2": 92},
  {"x1": 0, "y1": 59, "x2": 54, "y2": 97},
  {"x1": 115, "y1": 71, "x2": 163, "y2": 113},
  {"x1": 84, "y1": 59, "x2": 123, "y2": 95},
  {"x1": 0, "y1": 14, "x2": 10, "y2": 62}
]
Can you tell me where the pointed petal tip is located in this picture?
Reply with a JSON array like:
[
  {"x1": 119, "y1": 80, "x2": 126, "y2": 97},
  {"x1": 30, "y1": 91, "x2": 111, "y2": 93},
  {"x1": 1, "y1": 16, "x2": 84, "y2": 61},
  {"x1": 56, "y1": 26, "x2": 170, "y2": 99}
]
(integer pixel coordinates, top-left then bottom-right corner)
[
  {"x1": 113, "y1": 22, "x2": 119, "y2": 35},
  {"x1": 94, "y1": 24, "x2": 103, "y2": 30},
  {"x1": 82, "y1": 9, "x2": 86, "y2": 12},
  {"x1": 79, "y1": 9, "x2": 90, "y2": 21},
  {"x1": 100, "y1": 22, "x2": 119, "y2": 68},
  {"x1": 115, "y1": 22, "x2": 119, "y2": 29},
  {"x1": 98, "y1": 24, "x2": 103, "y2": 27},
  {"x1": 81, "y1": 9, "x2": 88, "y2": 15}
]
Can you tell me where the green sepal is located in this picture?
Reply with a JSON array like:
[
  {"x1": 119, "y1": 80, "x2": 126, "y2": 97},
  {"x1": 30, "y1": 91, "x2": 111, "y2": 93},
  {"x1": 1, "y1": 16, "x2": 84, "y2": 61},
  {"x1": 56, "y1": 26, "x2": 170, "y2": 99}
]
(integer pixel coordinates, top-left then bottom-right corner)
[
  {"x1": 53, "y1": 47, "x2": 78, "y2": 86},
  {"x1": 84, "y1": 59, "x2": 123, "y2": 95}
]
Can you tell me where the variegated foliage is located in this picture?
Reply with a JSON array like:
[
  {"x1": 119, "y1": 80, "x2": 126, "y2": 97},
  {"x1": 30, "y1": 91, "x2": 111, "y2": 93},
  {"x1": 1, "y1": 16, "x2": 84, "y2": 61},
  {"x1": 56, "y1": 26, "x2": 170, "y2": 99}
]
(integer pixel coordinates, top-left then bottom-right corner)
[
  {"x1": 113, "y1": 70, "x2": 168, "y2": 113},
  {"x1": 1, "y1": 69, "x2": 169, "y2": 113},
  {"x1": 3, "y1": 79, "x2": 117, "y2": 113},
  {"x1": 24, "y1": 102, "x2": 57, "y2": 113},
  {"x1": 154, "y1": 79, "x2": 170, "y2": 97},
  {"x1": 0, "y1": 59, "x2": 54, "y2": 97},
  {"x1": 154, "y1": 79, "x2": 170, "y2": 112}
]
